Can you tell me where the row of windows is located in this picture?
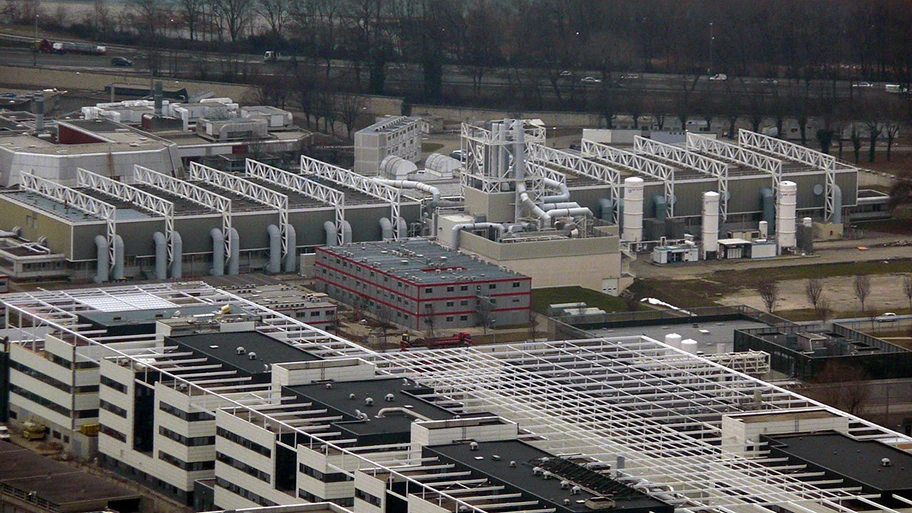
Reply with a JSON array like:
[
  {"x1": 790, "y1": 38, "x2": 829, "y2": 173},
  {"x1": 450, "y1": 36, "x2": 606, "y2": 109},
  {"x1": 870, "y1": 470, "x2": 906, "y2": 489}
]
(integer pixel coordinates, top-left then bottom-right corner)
[
  {"x1": 299, "y1": 462, "x2": 352, "y2": 483},
  {"x1": 10, "y1": 384, "x2": 70, "y2": 417},
  {"x1": 216, "y1": 477, "x2": 276, "y2": 507},
  {"x1": 10, "y1": 361, "x2": 99, "y2": 394},
  {"x1": 100, "y1": 424, "x2": 127, "y2": 443},
  {"x1": 355, "y1": 488, "x2": 382, "y2": 507},
  {"x1": 101, "y1": 375, "x2": 128, "y2": 394},
  {"x1": 159, "y1": 402, "x2": 215, "y2": 422},
  {"x1": 100, "y1": 399, "x2": 128, "y2": 418},
  {"x1": 158, "y1": 450, "x2": 215, "y2": 472},
  {"x1": 216, "y1": 427, "x2": 271, "y2": 457},
  {"x1": 217, "y1": 451, "x2": 271, "y2": 483},
  {"x1": 46, "y1": 352, "x2": 96, "y2": 370},
  {"x1": 160, "y1": 426, "x2": 215, "y2": 447}
]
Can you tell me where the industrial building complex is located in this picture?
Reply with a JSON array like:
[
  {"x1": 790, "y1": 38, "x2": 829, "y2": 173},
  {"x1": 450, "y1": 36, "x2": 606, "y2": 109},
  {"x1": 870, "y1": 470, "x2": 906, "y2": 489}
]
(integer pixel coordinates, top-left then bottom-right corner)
[{"x1": 1, "y1": 282, "x2": 911, "y2": 513}]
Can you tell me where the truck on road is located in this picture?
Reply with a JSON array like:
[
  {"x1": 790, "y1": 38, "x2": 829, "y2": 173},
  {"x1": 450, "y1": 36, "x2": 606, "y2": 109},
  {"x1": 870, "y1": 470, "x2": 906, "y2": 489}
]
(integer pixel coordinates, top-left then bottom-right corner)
[{"x1": 35, "y1": 39, "x2": 106, "y2": 55}]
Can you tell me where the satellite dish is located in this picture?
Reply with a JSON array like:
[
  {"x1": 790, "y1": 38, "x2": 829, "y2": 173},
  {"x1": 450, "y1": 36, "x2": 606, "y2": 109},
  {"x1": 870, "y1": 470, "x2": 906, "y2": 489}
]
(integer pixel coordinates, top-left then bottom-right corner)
[{"x1": 813, "y1": 184, "x2": 824, "y2": 196}]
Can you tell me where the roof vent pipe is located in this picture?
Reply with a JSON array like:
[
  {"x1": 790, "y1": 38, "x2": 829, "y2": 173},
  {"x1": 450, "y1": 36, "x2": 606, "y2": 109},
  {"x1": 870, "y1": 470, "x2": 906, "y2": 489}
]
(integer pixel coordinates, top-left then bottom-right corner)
[
  {"x1": 324, "y1": 221, "x2": 337, "y2": 247},
  {"x1": 227, "y1": 227, "x2": 239, "y2": 275},
  {"x1": 170, "y1": 231, "x2": 183, "y2": 279},
  {"x1": 153, "y1": 232, "x2": 167, "y2": 280},
  {"x1": 341, "y1": 221, "x2": 353, "y2": 244},
  {"x1": 541, "y1": 177, "x2": 570, "y2": 203},
  {"x1": 94, "y1": 235, "x2": 109, "y2": 283},
  {"x1": 210, "y1": 228, "x2": 225, "y2": 276},
  {"x1": 266, "y1": 224, "x2": 281, "y2": 273},
  {"x1": 831, "y1": 184, "x2": 843, "y2": 224},
  {"x1": 283, "y1": 224, "x2": 297, "y2": 273},
  {"x1": 379, "y1": 217, "x2": 393, "y2": 240}
]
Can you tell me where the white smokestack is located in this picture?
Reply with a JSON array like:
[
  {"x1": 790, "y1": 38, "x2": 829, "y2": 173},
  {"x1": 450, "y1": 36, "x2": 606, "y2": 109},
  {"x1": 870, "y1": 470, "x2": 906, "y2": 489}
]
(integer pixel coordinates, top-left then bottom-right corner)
[
  {"x1": 622, "y1": 177, "x2": 644, "y2": 243},
  {"x1": 701, "y1": 191, "x2": 720, "y2": 258},
  {"x1": 777, "y1": 181, "x2": 797, "y2": 253}
]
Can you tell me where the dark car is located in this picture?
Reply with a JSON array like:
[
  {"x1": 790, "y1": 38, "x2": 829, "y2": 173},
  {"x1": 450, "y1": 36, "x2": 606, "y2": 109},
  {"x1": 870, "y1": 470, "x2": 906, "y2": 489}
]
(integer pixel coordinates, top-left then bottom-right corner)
[{"x1": 111, "y1": 57, "x2": 133, "y2": 67}]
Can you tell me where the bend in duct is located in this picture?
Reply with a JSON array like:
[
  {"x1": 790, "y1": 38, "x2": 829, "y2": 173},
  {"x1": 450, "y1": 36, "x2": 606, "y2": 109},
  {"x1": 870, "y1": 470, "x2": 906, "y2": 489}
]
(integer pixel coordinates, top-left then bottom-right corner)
[
  {"x1": 541, "y1": 177, "x2": 570, "y2": 203},
  {"x1": 94, "y1": 235, "x2": 109, "y2": 283},
  {"x1": 397, "y1": 218, "x2": 407, "y2": 239},
  {"x1": 112, "y1": 235, "x2": 124, "y2": 280},
  {"x1": 542, "y1": 202, "x2": 581, "y2": 211},
  {"x1": 516, "y1": 181, "x2": 552, "y2": 229},
  {"x1": 153, "y1": 231, "x2": 167, "y2": 280},
  {"x1": 373, "y1": 178, "x2": 441, "y2": 207},
  {"x1": 341, "y1": 221, "x2": 352, "y2": 244},
  {"x1": 266, "y1": 224, "x2": 281, "y2": 273},
  {"x1": 228, "y1": 228, "x2": 239, "y2": 275},
  {"x1": 210, "y1": 228, "x2": 225, "y2": 276},
  {"x1": 283, "y1": 225, "x2": 297, "y2": 273},
  {"x1": 653, "y1": 194, "x2": 667, "y2": 222},
  {"x1": 324, "y1": 221, "x2": 338, "y2": 247},
  {"x1": 832, "y1": 184, "x2": 843, "y2": 224},
  {"x1": 379, "y1": 217, "x2": 393, "y2": 240},
  {"x1": 451, "y1": 223, "x2": 506, "y2": 250},
  {"x1": 546, "y1": 207, "x2": 593, "y2": 218},
  {"x1": 170, "y1": 231, "x2": 182, "y2": 279}
]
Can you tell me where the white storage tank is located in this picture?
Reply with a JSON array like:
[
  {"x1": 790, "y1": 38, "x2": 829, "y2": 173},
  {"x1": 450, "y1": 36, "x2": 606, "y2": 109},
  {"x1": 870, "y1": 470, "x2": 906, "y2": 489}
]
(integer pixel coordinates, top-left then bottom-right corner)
[
  {"x1": 681, "y1": 339, "x2": 698, "y2": 354},
  {"x1": 664, "y1": 333, "x2": 682, "y2": 350},
  {"x1": 622, "y1": 177, "x2": 644, "y2": 242},
  {"x1": 701, "y1": 191, "x2": 720, "y2": 258},
  {"x1": 803, "y1": 216, "x2": 813, "y2": 227},
  {"x1": 759, "y1": 220, "x2": 768, "y2": 239},
  {"x1": 776, "y1": 181, "x2": 797, "y2": 252}
]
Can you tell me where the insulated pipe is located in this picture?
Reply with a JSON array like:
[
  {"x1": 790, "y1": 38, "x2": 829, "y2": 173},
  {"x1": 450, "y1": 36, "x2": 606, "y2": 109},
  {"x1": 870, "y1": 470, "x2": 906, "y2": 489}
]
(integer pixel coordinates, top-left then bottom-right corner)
[
  {"x1": 341, "y1": 221, "x2": 352, "y2": 244},
  {"x1": 170, "y1": 231, "x2": 182, "y2": 279},
  {"x1": 94, "y1": 235, "x2": 109, "y2": 283},
  {"x1": 210, "y1": 228, "x2": 225, "y2": 276},
  {"x1": 324, "y1": 221, "x2": 337, "y2": 247},
  {"x1": 832, "y1": 184, "x2": 843, "y2": 224},
  {"x1": 541, "y1": 178, "x2": 570, "y2": 203},
  {"x1": 112, "y1": 235, "x2": 124, "y2": 280},
  {"x1": 375, "y1": 407, "x2": 432, "y2": 421},
  {"x1": 450, "y1": 223, "x2": 506, "y2": 250},
  {"x1": 513, "y1": 120, "x2": 526, "y2": 221},
  {"x1": 153, "y1": 231, "x2": 167, "y2": 280},
  {"x1": 653, "y1": 194, "x2": 667, "y2": 222},
  {"x1": 760, "y1": 187, "x2": 775, "y2": 231},
  {"x1": 283, "y1": 225, "x2": 297, "y2": 273},
  {"x1": 599, "y1": 198, "x2": 616, "y2": 223},
  {"x1": 516, "y1": 181, "x2": 552, "y2": 229},
  {"x1": 397, "y1": 218, "x2": 407, "y2": 239},
  {"x1": 372, "y1": 178, "x2": 440, "y2": 204},
  {"x1": 542, "y1": 202, "x2": 581, "y2": 211},
  {"x1": 379, "y1": 217, "x2": 394, "y2": 240},
  {"x1": 266, "y1": 224, "x2": 281, "y2": 273},
  {"x1": 228, "y1": 228, "x2": 239, "y2": 275},
  {"x1": 546, "y1": 208, "x2": 594, "y2": 218}
]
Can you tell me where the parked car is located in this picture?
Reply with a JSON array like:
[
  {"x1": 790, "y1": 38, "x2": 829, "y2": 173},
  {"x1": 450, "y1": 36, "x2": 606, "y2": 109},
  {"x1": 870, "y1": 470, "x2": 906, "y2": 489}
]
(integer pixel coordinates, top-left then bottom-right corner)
[
  {"x1": 580, "y1": 76, "x2": 602, "y2": 84},
  {"x1": 111, "y1": 56, "x2": 133, "y2": 67},
  {"x1": 559, "y1": 70, "x2": 572, "y2": 77},
  {"x1": 449, "y1": 149, "x2": 466, "y2": 162},
  {"x1": 620, "y1": 73, "x2": 640, "y2": 80},
  {"x1": 0, "y1": 426, "x2": 10, "y2": 441},
  {"x1": 852, "y1": 81, "x2": 874, "y2": 88},
  {"x1": 875, "y1": 312, "x2": 898, "y2": 322},
  {"x1": 760, "y1": 78, "x2": 779, "y2": 85},
  {"x1": 709, "y1": 73, "x2": 727, "y2": 81}
]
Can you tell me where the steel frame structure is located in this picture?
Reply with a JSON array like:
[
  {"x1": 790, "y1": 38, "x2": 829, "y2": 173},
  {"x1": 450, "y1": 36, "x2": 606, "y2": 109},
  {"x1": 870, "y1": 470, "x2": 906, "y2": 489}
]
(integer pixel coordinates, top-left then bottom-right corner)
[
  {"x1": 460, "y1": 121, "x2": 548, "y2": 194},
  {"x1": 20, "y1": 171, "x2": 117, "y2": 272},
  {"x1": 581, "y1": 139, "x2": 677, "y2": 217},
  {"x1": 77, "y1": 168, "x2": 176, "y2": 265},
  {"x1": 245, "y1": 159, "x2": 346, "y2": 246},
  {"x1": 738, "y1": 130, "x2": 837, "y2": 221},
  {"x1": 527, "y1": 143, "x2": 621, "y2": 205},
  {"x1": 189, "y1": 162, "x2": 290, "y2": 262},
  {"x1": 634, "y1": 136, "x2": 732, "y2": 221},
  {"x1": 134, "y1": 165, "x2": 232, "y2": 261},
  {"x1": 5, "y1": 282, "x2": 912, "y2": 513},
  {"x1": 300, "y1": 155, "x2": 401, "y2": 239}
]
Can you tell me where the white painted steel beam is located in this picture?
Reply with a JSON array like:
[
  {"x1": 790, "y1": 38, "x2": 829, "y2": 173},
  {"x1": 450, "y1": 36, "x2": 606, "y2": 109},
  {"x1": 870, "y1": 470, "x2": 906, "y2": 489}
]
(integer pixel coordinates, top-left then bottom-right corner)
[
  {"x1": 527, "y1": 143, "x2": 621, "y2": 204},
  {"x1": 581, "y1": 139, "x2": 676, "y2": 217}
]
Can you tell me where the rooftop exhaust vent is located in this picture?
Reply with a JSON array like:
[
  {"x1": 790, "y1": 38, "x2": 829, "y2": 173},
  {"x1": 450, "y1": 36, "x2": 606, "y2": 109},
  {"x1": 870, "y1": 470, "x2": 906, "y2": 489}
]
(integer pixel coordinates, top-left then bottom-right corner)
[{"x1": 236, "y1": 346, "x2": 246, "y2": 355}]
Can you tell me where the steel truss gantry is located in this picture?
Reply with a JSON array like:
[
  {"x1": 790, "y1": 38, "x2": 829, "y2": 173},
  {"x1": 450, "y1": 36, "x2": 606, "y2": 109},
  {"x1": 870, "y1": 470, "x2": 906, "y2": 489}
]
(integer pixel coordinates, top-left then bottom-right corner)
[
  {"x1": 634, "y1": 136, "x2": 732, "y2": 221},
  {"x1": 21, "y1": 171, "x2": 117, "y2": 271},
  {"x1": 300, "y1": 155, "x2": 401, "y2": 239},
  {"x1": 460, "y1": 121, "x2": 548, "y2": 193},
  {"x1": 527, "y1": 143, "x2": 622, "y2": 204},
  {"x1": 581, "y1": 139, "x2": 677, "y2": 217},
  {"x1": 77, "y1": 168, "x2": 176, "y2": 265},
  {"x1": 738, "y1": 130, "x2": 837, "y2": 221},
  {"x1": 134, "y1": 165, "x2": 232, "y2": 262},
  {"x1": 245, "y1": 159, "x2": 345, "y2": 246},
  {"x1": 189, "y1": 162, "x2": 290, "y2": 261}
]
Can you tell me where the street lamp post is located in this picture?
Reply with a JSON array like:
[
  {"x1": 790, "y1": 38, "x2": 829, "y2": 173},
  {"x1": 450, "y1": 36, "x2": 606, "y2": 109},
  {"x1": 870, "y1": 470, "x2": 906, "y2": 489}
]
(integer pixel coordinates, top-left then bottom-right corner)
[
  {"x1": 709, "y1": 22, "x2": 714, "y2": 75},
  {"x1": 33, "y1": 15, "x2": 38, "y2": 67}
]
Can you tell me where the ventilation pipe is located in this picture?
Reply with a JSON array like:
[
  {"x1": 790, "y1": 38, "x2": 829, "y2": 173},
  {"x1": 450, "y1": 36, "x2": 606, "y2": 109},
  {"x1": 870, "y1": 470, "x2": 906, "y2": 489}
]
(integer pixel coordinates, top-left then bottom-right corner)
[
  {"x1": 760, "y1": 187, "x2": 775, "y2": 231},
  {"x1": 759, "y1": 220, "x2": 768, "y2": 239},
  {"x1": 112, "y1": 235, "x2": 124, "y2": 280},
  {"x1": 375, "y1": 407, "x2": 431, "y2": 421},
  {"x1": 373, "y1": 178, "x2": 441, "y2": 205},
  {"x1": 450, "y1": 223, "x2": 506, "y2": 250},
  {"x1": 154, "y1": 81, "x2": 163, "y2": 116},
  {"x1": 622, "y1": 177, "x2": 644, "y2": 242},
  {"x1": 94, "y1": 235, "x2": 109, "y2": 283},
  {"x1": 34, "y1": 91, "x2": 45, "y2": 133},
  {"x1": 324, "y1": 221, "x2": 337, "y2": 247},
  {"x1": 397, "y1": 218, "x2": 407, "y2": 239},
  {"x1": 831, "y1": 184, "x2": 843, "y2": 224},
  {"x1": 170, "y1": 231, "x2": 182, "y2": 279},
  {"x1": 283, "y1": 225, "x2": 296, "y2": 272},
  {"x1": 513, "y1": 120, "x2": 526, "y2": 221},
  {"x1": 598, "y1": 198, "x2": 616, "y2": 223},
  {"x1": 541, "y1": 178, "x2": 570, "y2": 203},
  {"x1": 546, "y1": 207, "x2": 593, "y2": 218},
  {"x1": 266, "y1": 225, "x2": 281, "y2": 273},
  {"x1": 542, "y1": 202, "x2": 582, "y2": 211},
  {"x1": 516, "y1": 181, "x2": 552, "y2": 229},
  {"x1": 210, "y1": 228, "x2": 225, "y2": 276},
  {"x1": 653, "y1": 194, "x2": 667, "y2": 222},
  {"x1": 701, "y1": 191, "x2": 720, "y2": 259},
  {"x1": 379, "y1": 218, "x2": 393, "y2": 240},
  {"x1": 227, "y1": 228, "x2": 239, "y2": 275},
  {"x1": 776, "y1": 180, "x2": 797, "y2": 253},
  {"x1": 341, "y1": 221, "x2": 352, "y2": 244},
  {"x1": 153, "y1": 232, "x2": 167, "y2": 280}
]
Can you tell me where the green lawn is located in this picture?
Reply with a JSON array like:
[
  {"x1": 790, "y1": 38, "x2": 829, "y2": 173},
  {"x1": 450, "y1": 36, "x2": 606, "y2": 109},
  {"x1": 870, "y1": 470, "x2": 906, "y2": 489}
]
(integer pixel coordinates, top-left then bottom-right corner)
[{"x1": 531, "y1": 286, "x2": 641, "y2": 314}]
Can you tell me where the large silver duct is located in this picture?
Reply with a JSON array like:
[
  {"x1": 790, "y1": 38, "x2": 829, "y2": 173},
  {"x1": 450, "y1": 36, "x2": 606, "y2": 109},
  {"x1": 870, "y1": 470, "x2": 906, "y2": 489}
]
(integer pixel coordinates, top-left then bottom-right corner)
[
  {"x1": 341, "y1": 221, "x2": 352, "y2": 244},
  {"x1": 450, "y1": 223, "x2": 506, "y2": 250},
  {"x1": 210, "y1": 228, "x2": 225, "y2": 276},
  {"x1": 94, "y1": 235, "x2": 109, "y2": 283},
  {"x1": 599, "y1": 198, "x2": 616, "y2": 223},
  {"x1": 112, "y1": 235, "x2": 124, "y2": 280},
  {"x1": 760, "y1": 187, "x2": 775, "y2": 231},
  {"x1": 513, "y1": 120, "x2": 525, "y2": 222},
  {"x1": 283, "y1": 225, "x2": 297, "y2": 273},
  {"x1": 227, "y1": 228, "x2": 239, "y2": 275},
  {"x1": 832, "y1": 184, "x2": 843, "y2": 224},
  {"x1": 379, "y1": 218, "x2": 394, "y2": 240},
  {"x1": 153, "y1": 232, "x2": 167, "y2": 280},
  {"x1": 170, "y1": 231, "x2": 182, "y2": 279},
  {"x1": 516, "y1": 181, "x2": 552, "y2": 229},
  {"x1": 373, "y1": 178, "x2": 441, "y2": 205},
  {"x1": 266, "y1": 224, "x2": 281, "y2": 273},
  {"x1": 324, "y1": 221, "x2": 337, "y2": 246},
  {"x1": 541, "y1": 178, "x2": 570, "y2": 203}
]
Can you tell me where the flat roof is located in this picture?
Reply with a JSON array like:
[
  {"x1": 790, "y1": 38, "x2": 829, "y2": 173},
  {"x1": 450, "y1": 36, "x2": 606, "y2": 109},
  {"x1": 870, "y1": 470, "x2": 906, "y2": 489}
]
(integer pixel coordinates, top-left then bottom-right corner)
[
  {"x1": 0, "y1": 440, "x2": 141, "y2": 512},
  {"x1": 765, "y1": 432, "x2": 912, "y2": 493},
  {"x1": 426, "y1": 440, "x2": 671, "y2": 513},
  {"x1": 170, "y1": 331, "x2": 320, "y2": 375}
]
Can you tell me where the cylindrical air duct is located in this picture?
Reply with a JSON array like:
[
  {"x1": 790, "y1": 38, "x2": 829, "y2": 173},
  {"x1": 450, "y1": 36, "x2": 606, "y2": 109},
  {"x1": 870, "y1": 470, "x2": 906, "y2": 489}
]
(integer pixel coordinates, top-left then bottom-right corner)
[
  {"x1": 653, "y1": 194, "x2": 667, "y2": 222},
  {"x1": 210, "y1": 228, "x2": 225, "y2": 276},
  {"x1": 324, "y1": 221, "x2": 337, "y2": 246},
  {"x1": 832, "y1": 185, "x2": 843, "y2": 224},
  {"x1": 341, "y1": 221, "x2": 352, "y2": 244},
  {"x1": 622, "y1": 177, "x2": 644, "y2": 243},
  {"x1": 170, "y1": 231, "x2": 182, "y2": 279},
  {"x1": 701, "y1": 191, "x2": 720, "y2": 257},
  {"x1": 266, "y1": 224, "x2": 281, "y2": 273},
  {"x1": 397, "y1": 218, "x2": 407, "y2": 239},
  {"x1": 513, "y1": 120, "x2": 526, "y2": 222},
  {"x1": 94, "y1": 235, "x2": 109, "y2": 283},
  {"x1": 283, "y1": 225, "x2": 296, "y2": 273},
  {"x1": 112, "y1": 235, "x2": 124, "y2": 280},
  {"x1": 599, "y1": 198, "x2": 615, "y2": 223},
  {"x1": 760, "y1": 187, "x2": 775, "y2": 231},
  {"x1": 379, "y1": 218, "x2": 393, "y2": 239},
  {"x1": 153, "y1": 232, "x2": 167, "y2": 280},
  {"x1": 228, "y1": 228, "x2": 239, "y2": 275},
  {"x1": 776, "y1": 180, "x2": 797, "y2": 252},
  {"x1": 35, "y1": 91, "x2": 45, "y2": 132},
  {"x1": 759, "y1": 220, "x2": 768, "y2": 239}
]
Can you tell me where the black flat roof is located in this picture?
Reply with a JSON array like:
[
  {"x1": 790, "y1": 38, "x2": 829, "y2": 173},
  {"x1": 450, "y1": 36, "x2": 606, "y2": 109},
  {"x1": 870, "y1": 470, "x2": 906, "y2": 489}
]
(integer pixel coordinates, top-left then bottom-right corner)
[
  {"x1": 286, "y1": 377, "x2": 455, "y2": 444},
  {"x1": 170, "y1": 331, "x2": 320, "y2": 376},
  {"x1": 765, "y1": 432, "x2": 912, "y2": 493},
  {"x1": 426, "y1": 440, "x2": 672, "y2": 513}
]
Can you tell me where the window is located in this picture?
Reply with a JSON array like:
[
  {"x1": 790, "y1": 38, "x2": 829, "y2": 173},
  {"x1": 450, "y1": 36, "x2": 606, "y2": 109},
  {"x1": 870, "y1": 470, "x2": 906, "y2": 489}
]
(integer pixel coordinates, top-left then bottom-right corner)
[
  {"x1": 217, "y1": 452, "x2": 270, "y2": 482},
  {"x1": 100, "y1": 424, "x2": 127, "y2": 442},
  {"x1": 461, "y1": 286, "x2": 468, "y2": 291},
  {"x1": 460, "y1": 316, "x2": 468, "y2": 321},
  {"x1": 446, "y1": 286, "x2": 454, "y2": 292},
  {"x1": 513, "y1": 282, "x2": 521, "y2": 288},
  {"x1": 356, "y1": 489, "x2": 382, "y2": 507},
  {"x1": 299, "y1": 463, "x2": 352, "y2": 483},
  {"x1": 100, "y1": 399, "x2": 127, "y2": 418},
  {"x1": 446, "y1": 301, "x2": 454, "y2": 307},
  {"x1": 488, "y1": 284, "x2": 496, "y2": 289},
  {"x1": 216, "y1": 427, "x2": 271, "y2": 457},
  {"x1": 160, "y1": 426, "x2": 214, "y2": 446},
  {"x1": 446, "y1": 316, "x2": 454, "y2": 322},
  {"x1": 425, "y1": 287, "x2": 432, "y2": 293},
  {"x1": 460, "y1": 300, "x2": 469, "y2": 306},
  {"x1": 159, "y1": 402, "x2": 214, "y2": 422}
]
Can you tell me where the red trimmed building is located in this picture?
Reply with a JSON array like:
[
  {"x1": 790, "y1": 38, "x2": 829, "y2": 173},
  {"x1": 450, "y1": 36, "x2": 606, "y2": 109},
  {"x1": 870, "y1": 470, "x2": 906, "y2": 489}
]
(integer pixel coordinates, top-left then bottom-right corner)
[{"x1": 315, "y1": 239, "x2": 531, "y2": 330}]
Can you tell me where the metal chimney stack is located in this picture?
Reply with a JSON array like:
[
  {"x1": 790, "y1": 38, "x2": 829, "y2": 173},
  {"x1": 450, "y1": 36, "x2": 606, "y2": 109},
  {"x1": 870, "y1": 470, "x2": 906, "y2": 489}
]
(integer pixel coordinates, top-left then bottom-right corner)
[
  {"x1": 34, "y1": 91, "x2": 45, "y2": 133},
  {"x1": 154, "y1": 81, "x2": 163, "y2": 116}
]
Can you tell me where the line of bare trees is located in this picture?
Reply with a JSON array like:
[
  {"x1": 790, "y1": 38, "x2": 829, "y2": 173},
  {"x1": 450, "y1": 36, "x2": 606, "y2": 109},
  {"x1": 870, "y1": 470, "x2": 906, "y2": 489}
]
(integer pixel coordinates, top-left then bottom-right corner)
[{"x1": 756, "y1": 274, "x2": 912, "y2": 317}]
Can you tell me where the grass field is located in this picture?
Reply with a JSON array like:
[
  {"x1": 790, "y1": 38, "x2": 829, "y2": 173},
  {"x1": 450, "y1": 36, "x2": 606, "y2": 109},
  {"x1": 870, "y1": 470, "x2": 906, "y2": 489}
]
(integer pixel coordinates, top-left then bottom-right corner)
[{"x1": 531, "y1": 286, "x2": 641, "y2": 315}]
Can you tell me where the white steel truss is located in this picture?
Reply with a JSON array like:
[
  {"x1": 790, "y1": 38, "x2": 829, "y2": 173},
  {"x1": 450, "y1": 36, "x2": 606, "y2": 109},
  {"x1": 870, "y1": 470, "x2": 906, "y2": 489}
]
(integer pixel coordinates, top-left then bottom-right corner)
[
  {"x1": 21, "y1": 171, "x2": 117, "y2": 271},
  {"x1": 738, "y1": 130, "x2": 837, "y2": 221},
  {"x1": 527, "y1": 143, "x2": 621, "y2": 204},
  {"x1": 686, "y1": 133, "x2": 783, "y2": 176},
  {"x1": 245, "y1": 159, "x2": 345, "y2": 246},
  {"x1": 460, "y1": 121, "x2": 548, "y2": 194},
  {"x1": 189, "y1": 162, "x2": 290, "y2": 261},
  {"x1": 300, "y1": 155, "x2": 401, "y2": 239},
  {"x1": 134, "y1": 165, "x2": 232, "y2": 261},
  {"x1": 77, "y1": 168, "x2": 176, "y2": 265},
  {"x1": 634, "y1": 136, "x2": 731, "y2": 221},
  {"x1": 581, "y1": 139, "x2": 677, "y2": 217}
]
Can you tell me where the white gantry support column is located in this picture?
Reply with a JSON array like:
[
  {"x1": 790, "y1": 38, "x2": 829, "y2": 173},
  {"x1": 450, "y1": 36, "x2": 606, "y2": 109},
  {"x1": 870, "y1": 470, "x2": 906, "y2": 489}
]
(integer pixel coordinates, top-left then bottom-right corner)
[
  {"x1": 246, "y1": 159, "x2": 346, "y2": 246},
  {"x1": 527, "y1": 143, "x2": 621, "y2": 204},
  {"x1": 134, "y1": 164, "x2": 232, "y2": 263},
  {"x1": 738, "y1": 129, "x2": 837, "y2": 221},
  {"x1": 21, "y1": 171, "x2": 117, "y2": 271},
  {"x1": 582, "y1": 139, "x2": 677, "y2": 218},
  {"x1": 634, "y1": 135, "x2": 732, "y2": 221},
  {"x1": 77, "y1": 168, "x2": 175, "y2": 265},
  {"x1": 460, "y1": 121, "x2": 548, "y2": 193},
  {"x1": 300, "y1": 155, "x2": 401, "y2": 239},
  {"x1": 189, "y1": 162, "x2": 290, "y2": 263}
]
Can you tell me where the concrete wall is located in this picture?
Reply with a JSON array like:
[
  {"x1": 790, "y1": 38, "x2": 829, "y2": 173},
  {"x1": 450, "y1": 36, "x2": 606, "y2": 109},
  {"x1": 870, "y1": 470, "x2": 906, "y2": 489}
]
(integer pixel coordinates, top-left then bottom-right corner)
[
  {"x1": 0, "y1": 195, "x2": 75, "y2": 258},
  {"x1": 409, "y1": 104, "x2": 601, "y2": 128}
]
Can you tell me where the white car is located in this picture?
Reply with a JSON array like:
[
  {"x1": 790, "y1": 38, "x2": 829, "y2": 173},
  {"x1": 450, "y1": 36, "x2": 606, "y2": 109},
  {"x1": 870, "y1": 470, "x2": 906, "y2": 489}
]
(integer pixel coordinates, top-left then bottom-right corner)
[
  {"x1": 559, "y1": 70, "x2": 572, "y2": 77},
  {"x1": 853, "y1": 81, "x2": 874, "y2": 88},
  {"x1": 709, "y1": 73, "x2": 727, "y2": 81},
  {"x1": 580, "y1": 76, "x2": 602, "y2": 84},
  {"x1": 0, "y1": 426, "x2": 10, "y2": 441},
  {"x1": 875, "y1": 312, "x2": 897, "y2": 322},
  {"x1": 620, "y1": 73, "x2": 640, "y2": 80}
]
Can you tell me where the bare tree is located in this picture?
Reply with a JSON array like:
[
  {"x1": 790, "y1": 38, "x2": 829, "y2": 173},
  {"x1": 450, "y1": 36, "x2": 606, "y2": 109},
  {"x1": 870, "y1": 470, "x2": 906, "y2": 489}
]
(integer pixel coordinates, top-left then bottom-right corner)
[
  {"x1": 816, "y1": 296, "x2": 831, "y2": 321},
  {"x1": 903, "y1": 275, "x2": 912, "y2": 310},
  {"x1": 883, "y1": 121, "x2": 901, "y2": 161},
  {"x1": 175, "y1": 0, "x2": 206, "y2": 41},
  {"x1": 809, "y1": 362, "x2": 870, "y2": 415},
  {"x1": 211, "y1": 0, "x2": 253, "y2": 43},
  {"x1": 756, "y1": 279, "x2": 779, "y2": 313},
  {"x1": 887, "y1": 169, "x2": 912, "y2": 213},
  {"x1": 255, "y1": 0, "x2": 292, "y2": 41},
  {"x1": 853, "y1": 274, "x2": 871, "y2": 314},
  {"x1": 805, "y1": 278, "x2": 824, "y2": 316},
  {"x1": 336, "y1": 94, "x2": 367, "y2": 141}
]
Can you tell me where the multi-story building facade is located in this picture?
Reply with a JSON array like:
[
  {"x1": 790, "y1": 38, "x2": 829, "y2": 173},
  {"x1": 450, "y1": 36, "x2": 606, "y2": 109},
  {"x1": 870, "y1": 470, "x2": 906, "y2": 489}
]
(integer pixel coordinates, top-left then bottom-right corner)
[{"x1": 353, "y1": 117, "x2": 428, "y2": 176}]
